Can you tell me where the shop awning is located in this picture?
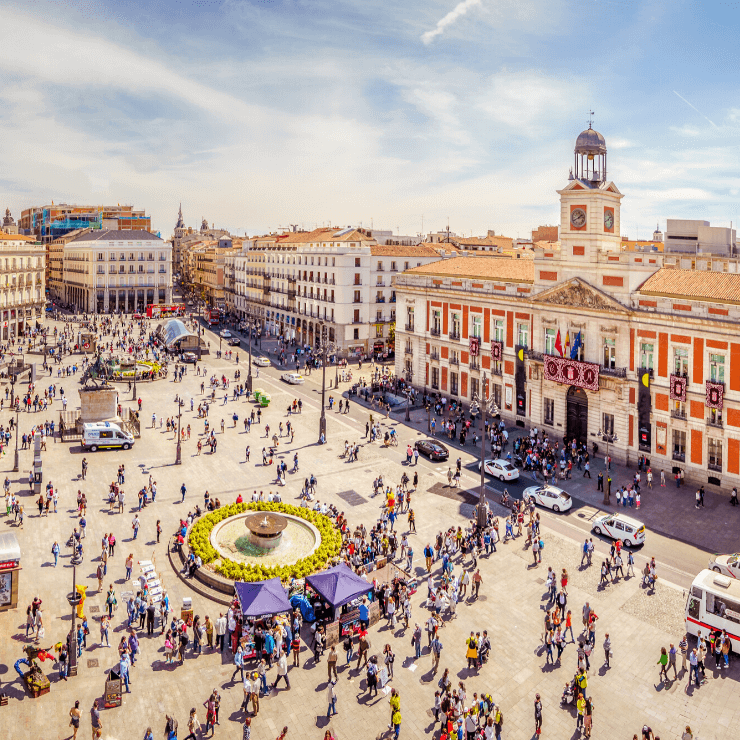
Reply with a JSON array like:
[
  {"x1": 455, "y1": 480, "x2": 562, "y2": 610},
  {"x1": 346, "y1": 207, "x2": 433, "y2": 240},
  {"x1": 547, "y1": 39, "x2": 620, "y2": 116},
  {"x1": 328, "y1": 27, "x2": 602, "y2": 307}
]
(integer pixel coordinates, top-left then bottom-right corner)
[
  {"x1": 305, "y1": 563, "x2": 371, "y2": 608},
  {"x1": 159, "y1": 319, "x2": 197, "y2": 348},
  {"x1": 234, "y1": 578, "x2": 291, "y2": 618},
  {"x1": 0, "y1": 532, "x2": 20, "y2": 563}
]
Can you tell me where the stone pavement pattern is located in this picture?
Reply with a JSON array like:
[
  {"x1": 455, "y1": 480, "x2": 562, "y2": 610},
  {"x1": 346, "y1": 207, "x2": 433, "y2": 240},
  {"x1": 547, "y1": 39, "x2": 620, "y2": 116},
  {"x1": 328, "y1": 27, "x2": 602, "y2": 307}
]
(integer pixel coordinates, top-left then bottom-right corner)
[{"x1": 0, "y1": 320, "x2": 737, "y2": 740}]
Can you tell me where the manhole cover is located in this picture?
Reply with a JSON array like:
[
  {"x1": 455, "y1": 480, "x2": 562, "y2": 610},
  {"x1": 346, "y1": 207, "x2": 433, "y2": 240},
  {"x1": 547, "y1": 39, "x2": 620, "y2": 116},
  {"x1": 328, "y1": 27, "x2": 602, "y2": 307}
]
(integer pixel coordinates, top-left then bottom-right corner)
[
  {"x1": 536, "y1": 578, "x2": 546, "y2": 584},
  {"x1": 87, "y1": 659, "x2": 99, "y2": 668},
  {"x1": 89, "y1": 606, "x2": 100, "y2": 613},
  {"x1": 337, "y1": 490, "x2": 368, "y2": 507}
]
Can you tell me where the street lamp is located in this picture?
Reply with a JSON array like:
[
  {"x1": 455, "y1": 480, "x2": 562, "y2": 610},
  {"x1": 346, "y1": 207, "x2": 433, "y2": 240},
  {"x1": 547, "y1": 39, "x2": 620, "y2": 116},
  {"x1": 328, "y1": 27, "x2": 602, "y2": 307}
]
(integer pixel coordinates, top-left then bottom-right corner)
[
  {"x1": 175, "y1": 398, "x2": 183, "y2": 464},
  {"x1": 246, "y1": 319, "x2": 255, "y2": 394},
  {"x1": 317, "y1": 323, "x2": 335, "y2": 443},
  {"x1": 13, "y1": 404, "x2": 19, "y2": 472},
  {"x1": 9, "y1": 374, "x2": 15, "y2": 413},
  {"x1": 597, "y1": 428, "x2": 619, "y2": 505},
  {"x1": 471, "y1": 371, "x2": 498, "y2": 530},
  {"x1": 132, "y1": 359, "x2": 137, "y2": 400}
]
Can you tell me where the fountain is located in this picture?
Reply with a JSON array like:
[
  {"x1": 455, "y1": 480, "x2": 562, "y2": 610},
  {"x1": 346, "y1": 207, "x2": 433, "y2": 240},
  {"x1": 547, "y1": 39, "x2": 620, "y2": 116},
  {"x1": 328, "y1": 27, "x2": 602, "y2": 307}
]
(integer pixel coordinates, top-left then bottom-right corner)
[
  {"x1": 210, "y1": 510, "x2": 320, "y2": 568},
  {"x1": 244, "y1": 512, "x2": 288, "y2": 551}
]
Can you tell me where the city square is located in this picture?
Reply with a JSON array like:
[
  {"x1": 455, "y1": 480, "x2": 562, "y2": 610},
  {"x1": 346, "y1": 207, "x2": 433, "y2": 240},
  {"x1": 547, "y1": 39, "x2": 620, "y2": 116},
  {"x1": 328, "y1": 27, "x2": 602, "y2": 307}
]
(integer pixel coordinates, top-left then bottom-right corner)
[{"x1": 0, "y1": 315, "x2": 737, "y2": 740}]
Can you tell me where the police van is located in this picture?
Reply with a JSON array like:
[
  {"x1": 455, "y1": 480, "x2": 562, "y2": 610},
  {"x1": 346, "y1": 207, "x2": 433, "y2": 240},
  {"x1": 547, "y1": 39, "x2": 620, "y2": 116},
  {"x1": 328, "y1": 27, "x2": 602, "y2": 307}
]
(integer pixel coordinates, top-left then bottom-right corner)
[{"x1": 82, "y1": 422, "x2": 135, "y2": 452}]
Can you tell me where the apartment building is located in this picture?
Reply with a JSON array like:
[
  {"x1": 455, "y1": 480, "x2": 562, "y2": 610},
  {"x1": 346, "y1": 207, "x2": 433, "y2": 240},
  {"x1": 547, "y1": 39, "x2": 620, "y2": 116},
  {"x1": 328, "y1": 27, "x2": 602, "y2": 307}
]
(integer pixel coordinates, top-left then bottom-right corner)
[
  {"x1": 63, "y1": 230, "x2": 172, "y2": 313},
  {"x1": 0, "y1": 233, "x2": 46, "y2": 338}
]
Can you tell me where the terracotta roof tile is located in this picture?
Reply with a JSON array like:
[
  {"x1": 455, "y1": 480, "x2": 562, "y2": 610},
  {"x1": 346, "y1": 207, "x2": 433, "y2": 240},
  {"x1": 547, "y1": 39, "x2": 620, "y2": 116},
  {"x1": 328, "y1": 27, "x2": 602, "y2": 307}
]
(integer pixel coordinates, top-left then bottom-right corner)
[
  {"x1": 639, "y1": 268, "x2": 740, "y2": 304},
  {"x1": 404, "y1": 256, "x2": 534, "y2": 282},
  {"x1": 370, "y1": 245, "x2": 440, "y2": 258}
]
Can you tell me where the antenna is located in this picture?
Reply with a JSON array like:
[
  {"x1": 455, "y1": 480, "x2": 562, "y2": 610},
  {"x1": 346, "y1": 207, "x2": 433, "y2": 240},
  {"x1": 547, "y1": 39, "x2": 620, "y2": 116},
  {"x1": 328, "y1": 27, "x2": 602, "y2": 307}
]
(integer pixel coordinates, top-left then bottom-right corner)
[{"x1": 588, "y1": 110, "x2": 594, "y2": 128}]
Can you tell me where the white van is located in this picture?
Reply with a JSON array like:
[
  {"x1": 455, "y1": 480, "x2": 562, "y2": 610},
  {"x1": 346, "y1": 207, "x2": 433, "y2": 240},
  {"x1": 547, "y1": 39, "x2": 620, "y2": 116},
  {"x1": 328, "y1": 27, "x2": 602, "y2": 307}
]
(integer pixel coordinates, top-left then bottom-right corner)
[
  {"x1": 82, "y1": 422, "x2": 135, "y2": 452},
  {"x1": 685, "y1": 569, "x2": 740, "y2": 650}
]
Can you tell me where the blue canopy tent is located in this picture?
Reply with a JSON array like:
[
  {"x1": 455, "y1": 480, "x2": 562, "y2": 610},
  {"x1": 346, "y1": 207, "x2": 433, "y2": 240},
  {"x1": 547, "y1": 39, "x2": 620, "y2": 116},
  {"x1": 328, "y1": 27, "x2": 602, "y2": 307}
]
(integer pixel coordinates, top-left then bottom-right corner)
[
  {"x1": 305, "y1": 563, "x2": 372, "y2": 608},
  {"x1": 234, "y1": 578, "x2": 291, "y2": 618}
]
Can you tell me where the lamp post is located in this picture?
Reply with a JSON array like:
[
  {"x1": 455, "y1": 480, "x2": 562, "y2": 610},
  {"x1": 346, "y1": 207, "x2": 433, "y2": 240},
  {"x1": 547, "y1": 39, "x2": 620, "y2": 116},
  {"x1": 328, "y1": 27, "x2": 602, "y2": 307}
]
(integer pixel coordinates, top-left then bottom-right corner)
[
  {"x1": 175, "y1": 398, "x2": 183, "y2": 464},
  {"x1": 472, "y1": 371, "x2": 498, "y2": 530},
  {"x1": 132, "y1": 358, "x2": 137, "y2": 401},
  {"x1": 426, "y1": 403, "x2": 431, "y2": 433},
  {"x1": 13, "y1": 404, "x2": 20, "y2": 472},
  {"x1": 10, "y1": 373, "x2": 16, "y2": 410},
  {"x1": 405, "y1": 387, "x2": 411, "y2": 422},
  {"x1": 246, "y1": 320, "x2": 254, "y2": 394},
  {"x1": 317, "y1": 323, "x2": 335, "y2": 443},
  {"x1": 597, "y1": 428, "x2": 618, "y2": 505},
  {"x1": 335, "y1": 348, "x2": 340, "y2": 389}
]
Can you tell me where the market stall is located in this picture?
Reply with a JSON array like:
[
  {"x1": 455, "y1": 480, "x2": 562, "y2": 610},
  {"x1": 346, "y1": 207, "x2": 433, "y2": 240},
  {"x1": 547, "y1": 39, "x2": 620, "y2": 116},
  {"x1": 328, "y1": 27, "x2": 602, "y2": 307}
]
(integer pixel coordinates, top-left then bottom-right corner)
[
  {"x1": 0, "y1": 532, "x2": 21, "y2": 612},
  {"x1": 231, "y1": 579, "x2": 293, "y2": 660}
]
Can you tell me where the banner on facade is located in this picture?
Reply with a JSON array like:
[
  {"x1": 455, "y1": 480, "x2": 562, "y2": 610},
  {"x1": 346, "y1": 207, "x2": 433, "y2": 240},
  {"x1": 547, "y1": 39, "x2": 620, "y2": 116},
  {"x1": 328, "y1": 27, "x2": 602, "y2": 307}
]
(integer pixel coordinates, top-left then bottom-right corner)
[
  {"x1": 706, "y1": 381, "x2": 724, "y2": 410},
  {"x1": 543, "y1": 355, "x2": 599, "y2": 392},
  {"x1": 669, "y1": 374, "x2": 687, "y2": 402},
  {"x1": 469, "y1": 337, "x2": 480, "y2": 357},
  {"x1": 491, "y1": 341, "x2": 503, "y2": 362}
]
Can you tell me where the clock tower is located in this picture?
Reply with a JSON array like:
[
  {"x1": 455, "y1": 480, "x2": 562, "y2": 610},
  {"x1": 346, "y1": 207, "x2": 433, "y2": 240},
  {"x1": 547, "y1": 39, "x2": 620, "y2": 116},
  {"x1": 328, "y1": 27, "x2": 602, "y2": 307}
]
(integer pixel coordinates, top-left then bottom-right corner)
[{"x1": 557, "y1": 125, "x2": 623, "y2": 262}]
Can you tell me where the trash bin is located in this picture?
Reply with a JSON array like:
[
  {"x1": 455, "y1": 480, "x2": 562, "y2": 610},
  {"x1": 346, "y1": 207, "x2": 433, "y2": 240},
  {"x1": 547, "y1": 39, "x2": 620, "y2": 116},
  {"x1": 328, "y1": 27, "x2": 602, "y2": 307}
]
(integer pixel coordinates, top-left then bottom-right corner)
[{"x1": 104, "y1": 666, "x2": 122, "y2": 708}]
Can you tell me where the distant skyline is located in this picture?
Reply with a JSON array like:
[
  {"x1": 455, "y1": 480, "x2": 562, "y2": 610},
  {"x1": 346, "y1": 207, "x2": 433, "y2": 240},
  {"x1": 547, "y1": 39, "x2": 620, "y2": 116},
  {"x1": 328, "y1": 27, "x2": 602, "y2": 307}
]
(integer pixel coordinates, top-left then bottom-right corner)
[{"x1": 2, "y1": 0, "x2": 740, "y2": 240}]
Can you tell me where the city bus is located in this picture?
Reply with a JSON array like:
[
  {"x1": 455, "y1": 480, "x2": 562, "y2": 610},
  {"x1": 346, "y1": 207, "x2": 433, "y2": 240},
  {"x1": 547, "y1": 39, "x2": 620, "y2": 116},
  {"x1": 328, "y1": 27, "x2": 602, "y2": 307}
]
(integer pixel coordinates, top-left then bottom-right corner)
[
  {"x1": 207, "y1": 308, "x2": 221, "y2": 326},
  {"x1": 685, "y1": 569, "x2": 740, "y2": 650},
  {"x1": 146, "y1": 304, "x2": 185, "y2": 319}
]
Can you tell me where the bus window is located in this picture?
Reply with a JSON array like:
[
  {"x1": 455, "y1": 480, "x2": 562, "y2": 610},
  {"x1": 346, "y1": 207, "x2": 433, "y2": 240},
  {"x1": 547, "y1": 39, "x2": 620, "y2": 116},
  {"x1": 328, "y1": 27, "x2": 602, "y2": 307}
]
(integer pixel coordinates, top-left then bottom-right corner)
[
  {"x1": 687, "y1": 587, "x2": 701, "y2": 620},
  {"x1": 714, "y1": 596, "x2": 740, "y2": 624}
]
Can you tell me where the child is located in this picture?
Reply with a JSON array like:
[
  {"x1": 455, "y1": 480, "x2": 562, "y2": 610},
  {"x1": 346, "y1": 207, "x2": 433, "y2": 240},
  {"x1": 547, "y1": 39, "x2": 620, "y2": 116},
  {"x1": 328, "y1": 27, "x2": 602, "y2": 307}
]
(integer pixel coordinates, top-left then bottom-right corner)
[{"x1": 636, "y1": 492, "x2": 641, "y2": 509}]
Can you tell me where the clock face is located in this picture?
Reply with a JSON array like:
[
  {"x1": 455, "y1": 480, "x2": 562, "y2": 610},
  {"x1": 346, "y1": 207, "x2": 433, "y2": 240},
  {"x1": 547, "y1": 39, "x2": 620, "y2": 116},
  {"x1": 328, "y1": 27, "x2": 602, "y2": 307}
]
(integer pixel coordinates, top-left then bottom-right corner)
[
  {"x1": 571, "y1": 208, "x2": 586, "y2": 228},
  {"x1": 604, "y1": 210, "x2": 614, "y2": 230}
]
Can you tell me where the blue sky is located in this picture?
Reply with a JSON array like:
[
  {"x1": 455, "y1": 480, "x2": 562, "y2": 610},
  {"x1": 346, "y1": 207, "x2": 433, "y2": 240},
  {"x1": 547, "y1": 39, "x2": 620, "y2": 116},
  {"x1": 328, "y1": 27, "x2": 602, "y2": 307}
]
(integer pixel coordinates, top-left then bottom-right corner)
[{"x1": 2, "y1": 0, "x2": 740, "y2": 239}]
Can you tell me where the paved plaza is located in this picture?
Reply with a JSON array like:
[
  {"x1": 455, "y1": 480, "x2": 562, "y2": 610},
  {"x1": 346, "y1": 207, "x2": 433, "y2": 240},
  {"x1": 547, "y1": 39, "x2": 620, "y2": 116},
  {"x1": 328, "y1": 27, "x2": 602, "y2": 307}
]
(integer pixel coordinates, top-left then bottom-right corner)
[{"x1": 0, "y1": 319, "x2": 738, "y2": 740}]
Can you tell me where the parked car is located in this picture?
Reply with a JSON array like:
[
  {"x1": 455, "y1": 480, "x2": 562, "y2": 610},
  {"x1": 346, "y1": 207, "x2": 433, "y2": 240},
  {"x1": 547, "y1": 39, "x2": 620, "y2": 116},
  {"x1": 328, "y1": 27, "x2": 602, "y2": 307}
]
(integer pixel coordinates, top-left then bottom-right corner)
[
  {"x1": 180, "y1": 352, "x2": 197, "y2": 364},
  {"x1": 708, "y1": 553, "x2": 740, "y2": 578},
  {"x1": 591, "y1": 513, "x2": 646, "y2": 547},
  {"x1": 281, "y1": 372, "x2": 305, "y2": 385},
  {"x1": 414, "y1": 439, "x2": 449, "y2": 461},
  {"x1": 253, "y1": 356, "x2": 270, "y2": 367},
  {"x1": 479, "y1": 459, "x2": 520, "y2": 481},
  {"x1": 522, "y1": 484, "x2": 572, "y2": 512}
]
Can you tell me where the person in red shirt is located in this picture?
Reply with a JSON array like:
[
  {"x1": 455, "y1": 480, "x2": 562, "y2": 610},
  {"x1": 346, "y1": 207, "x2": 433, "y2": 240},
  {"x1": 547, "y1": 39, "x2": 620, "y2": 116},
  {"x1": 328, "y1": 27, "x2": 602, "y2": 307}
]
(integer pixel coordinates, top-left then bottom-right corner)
[{"x1": 236, "y1": 494, "x2": 243, "y2": 503}]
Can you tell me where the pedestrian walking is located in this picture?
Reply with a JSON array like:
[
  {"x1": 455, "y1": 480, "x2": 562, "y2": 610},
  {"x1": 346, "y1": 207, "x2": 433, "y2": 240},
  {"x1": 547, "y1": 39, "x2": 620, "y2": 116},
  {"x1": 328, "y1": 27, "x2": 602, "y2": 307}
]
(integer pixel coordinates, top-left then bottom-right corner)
[
  {"x1": 534, "y1": 694, "x2": 542, "y2": 735},
  {"x1": 657, "y1": 646, "x2": 669, "y2": 681}
]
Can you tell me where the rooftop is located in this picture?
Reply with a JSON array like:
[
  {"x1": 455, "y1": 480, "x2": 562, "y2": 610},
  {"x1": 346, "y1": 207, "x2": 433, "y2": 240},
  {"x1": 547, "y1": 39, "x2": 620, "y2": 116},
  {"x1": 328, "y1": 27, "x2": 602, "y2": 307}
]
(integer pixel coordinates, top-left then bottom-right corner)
[
  {"x1": 403, "y1": 256, "x2": 535, "y2": 283},
  {"x1": 370, "y1": 244, "x2": 440, "y2": 258},
  {"x1": 68, "y1": 229, "x2": 162, "y2": 243},
  {"x1": 638, "y1": 268, "x2": 740, "y2": 304}
]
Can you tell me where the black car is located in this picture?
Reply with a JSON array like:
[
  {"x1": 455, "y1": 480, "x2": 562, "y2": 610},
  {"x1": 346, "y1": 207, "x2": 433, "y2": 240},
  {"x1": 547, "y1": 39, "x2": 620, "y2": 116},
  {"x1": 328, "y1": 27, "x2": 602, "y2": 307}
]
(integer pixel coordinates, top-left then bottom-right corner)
[
  {"x1": 414, "y1": 439, "x2": 449, "y2": 461},
  {"x1": 227, "y1": 337, "x2": 241, "y2": 346}
]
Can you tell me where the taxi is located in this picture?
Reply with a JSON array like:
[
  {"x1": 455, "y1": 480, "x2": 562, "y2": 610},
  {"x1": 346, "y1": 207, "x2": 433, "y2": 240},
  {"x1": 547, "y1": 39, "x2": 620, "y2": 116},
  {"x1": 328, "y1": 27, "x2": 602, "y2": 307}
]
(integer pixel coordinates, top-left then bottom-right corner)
[
  {"x1": 591, "y1": 512, "x2": 645, "y2": 547},
  {"x1": 708, "y1": 553, "x2": 740, "y2": 578},
  {"x1": 522, "y1": 484, "x2": 572, "y2": 513}
]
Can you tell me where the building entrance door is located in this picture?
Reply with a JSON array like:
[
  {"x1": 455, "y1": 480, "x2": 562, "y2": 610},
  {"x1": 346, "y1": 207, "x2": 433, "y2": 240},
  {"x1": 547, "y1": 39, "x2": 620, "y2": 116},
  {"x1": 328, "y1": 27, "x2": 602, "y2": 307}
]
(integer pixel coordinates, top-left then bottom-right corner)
[{"x1": 566, "y1": 386, "x2": 588, "y2": 446}]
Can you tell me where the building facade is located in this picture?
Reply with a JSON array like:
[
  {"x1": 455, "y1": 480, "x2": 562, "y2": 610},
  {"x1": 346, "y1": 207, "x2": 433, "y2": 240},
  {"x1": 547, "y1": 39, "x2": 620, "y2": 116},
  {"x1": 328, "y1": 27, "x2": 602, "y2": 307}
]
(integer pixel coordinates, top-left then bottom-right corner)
[
  {"x1": 0, "y1": 233, "x2": 46, "y2": 338},
  {"x1": 395, "y1": 125, "x2": 740, "y2": 490},
  {"x1": 63, "y1": 230, "x2": 172, "y2": 313},
  {"x1": 232, "y1": 228, "x2": 443, "y2": 355}
]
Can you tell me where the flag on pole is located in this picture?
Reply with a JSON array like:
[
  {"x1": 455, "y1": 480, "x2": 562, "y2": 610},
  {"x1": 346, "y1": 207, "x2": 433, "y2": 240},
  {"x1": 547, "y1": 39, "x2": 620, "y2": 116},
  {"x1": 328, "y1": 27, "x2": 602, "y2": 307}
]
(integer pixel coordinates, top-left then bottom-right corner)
[
  {"x1": 555, "y1": 330, "x2": 563, "y2": 357},
  {"x1": 570, "y1": 331, "x2": 582, "y2": 359},
  {"x1": 565, "y1": 331, "x2": 570, "y2": 356}
]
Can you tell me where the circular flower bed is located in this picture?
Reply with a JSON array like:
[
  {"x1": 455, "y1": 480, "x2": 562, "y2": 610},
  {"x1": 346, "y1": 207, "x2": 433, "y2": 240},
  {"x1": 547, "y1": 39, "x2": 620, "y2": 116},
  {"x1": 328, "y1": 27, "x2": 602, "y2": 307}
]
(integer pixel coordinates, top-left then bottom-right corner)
[{"x1": 188, "y1": 502, "x2": 342, "y2": 583}]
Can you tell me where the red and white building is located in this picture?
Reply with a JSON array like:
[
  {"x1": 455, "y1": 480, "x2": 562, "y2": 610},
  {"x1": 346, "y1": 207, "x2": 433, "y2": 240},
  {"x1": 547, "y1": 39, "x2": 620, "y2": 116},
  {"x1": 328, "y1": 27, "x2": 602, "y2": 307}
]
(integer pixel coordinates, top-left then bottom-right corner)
[{"x1": 395, "y1": 126, "x2": 740, "y2": 488}]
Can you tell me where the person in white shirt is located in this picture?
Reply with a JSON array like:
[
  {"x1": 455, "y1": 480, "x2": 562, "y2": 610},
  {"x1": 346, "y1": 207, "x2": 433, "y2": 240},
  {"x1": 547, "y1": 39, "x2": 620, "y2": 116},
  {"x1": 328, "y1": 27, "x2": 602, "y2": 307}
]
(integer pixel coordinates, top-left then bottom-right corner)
[{"x1": 273, "y1": 651, "x2": 290, "y2": 690}]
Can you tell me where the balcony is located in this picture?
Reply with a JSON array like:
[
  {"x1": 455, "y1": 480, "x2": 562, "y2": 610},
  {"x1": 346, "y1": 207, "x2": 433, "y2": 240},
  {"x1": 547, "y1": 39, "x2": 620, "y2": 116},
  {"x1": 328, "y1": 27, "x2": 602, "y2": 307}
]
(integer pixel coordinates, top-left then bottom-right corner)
[
  {"x1": 376, "y1": 280, "x2": 386, "y2": 287},
  {"x1": 672, "y1": 451, "x2": 685, "y2": 462},
  {"x1": 430, "y1": 350, "x2": 440, "y2": 360},
  {"x1": 353, "y1": 280, "x2": 362, "y2": 286},
  {"x1": 389, "y1": 297, "x2": 396, "y2": 303},
  {"x1": 491, "y1": 365, "x2": 503, "y2": 376},
  {"x1": 707, "y1": 417, "x2": 724, "y2": 428},
  {"x1": 469, "y1": 359, "x2": 480, "y2": 371},
  {"x1": 375, "y1": 297, "x2": 386, "y2": 303},
  {"x1": 600, "y1": 366, "x2": 627, "y2": 378},
  {"x1": 708, "y1": 461, "x2": 723, "y2": 472},
  {"x1": 449, "y1": 357, "x2": 459, "y2": 366},
  {"x1": 405, "y1": 323, "x2": 415, "y2": 332},
  {"x1": 352, "y1": 319, "x2": 363, "y2": 324},
  {"x1": 404, "y1": 347, "x2": 413, "y2": 355},
  {"x1": 352, "y1": 297, "x2": 362, "y2": 304},
  {"x1": 528, "y1": 350, "x2": 544, "y2": 361},
  {"x1": 671, "y1": 409, "x2": 687, "y2": 420},
  {"x1": 430, "y1": 327, "x2": 441, "y2": 337},
  {"x1": 450, "y1": 330, "x2": 460, "y2": 341}
]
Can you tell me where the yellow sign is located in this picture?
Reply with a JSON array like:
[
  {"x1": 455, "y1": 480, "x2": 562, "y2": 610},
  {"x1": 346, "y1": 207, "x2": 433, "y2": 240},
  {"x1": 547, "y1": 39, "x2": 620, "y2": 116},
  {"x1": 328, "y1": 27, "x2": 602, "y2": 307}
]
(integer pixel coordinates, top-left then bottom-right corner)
[{"x1": 517, "y1": 348, "x2": 524, "y2": 362}]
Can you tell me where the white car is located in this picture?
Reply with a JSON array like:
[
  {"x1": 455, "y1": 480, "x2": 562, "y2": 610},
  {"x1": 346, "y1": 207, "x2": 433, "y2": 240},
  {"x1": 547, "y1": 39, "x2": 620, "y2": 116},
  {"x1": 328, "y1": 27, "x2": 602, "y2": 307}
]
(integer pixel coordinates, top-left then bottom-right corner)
[
  {"x1": 253, "y1": 357, "x2": 270, "y2": 367},
  {"x1": 219, "y1": 329, "x2": 232, "y2": 338},
  {"x1": 523, "y1": 485, "x2": 572, "y2": 513},
  {"x1": 709, "y1": 553, "x2": 740, "y2": 579},
  {"x1": 479, "y1": 458, "x2": 519, "y2": 482},
  {"x1": 591, "y1": 513, "x2": 646, "y2": 547},
  {"x1": 281, "y1": 372, "x2": 305, "y2": 385}
]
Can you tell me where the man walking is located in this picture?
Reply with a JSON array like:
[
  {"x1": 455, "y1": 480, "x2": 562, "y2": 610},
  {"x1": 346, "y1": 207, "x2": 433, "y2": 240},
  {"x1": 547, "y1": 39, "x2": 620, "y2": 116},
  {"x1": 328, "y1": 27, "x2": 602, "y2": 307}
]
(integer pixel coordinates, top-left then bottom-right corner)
[{"x1": 430, "y1": 634, "x2": 442, "y2": 671}]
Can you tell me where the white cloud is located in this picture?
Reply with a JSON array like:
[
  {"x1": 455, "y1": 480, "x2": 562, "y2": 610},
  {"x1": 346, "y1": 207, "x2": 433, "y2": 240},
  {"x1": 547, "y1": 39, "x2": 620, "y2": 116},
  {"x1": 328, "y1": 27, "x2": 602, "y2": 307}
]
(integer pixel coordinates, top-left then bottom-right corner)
[{"x1": 421, "y1": 0, "x2": 482, "y2": 44}]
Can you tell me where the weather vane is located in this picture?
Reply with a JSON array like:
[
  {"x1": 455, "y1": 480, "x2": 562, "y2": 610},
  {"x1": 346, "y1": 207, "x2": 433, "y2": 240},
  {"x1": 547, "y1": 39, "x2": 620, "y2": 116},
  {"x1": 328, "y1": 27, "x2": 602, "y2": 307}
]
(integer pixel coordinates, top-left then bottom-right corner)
[{"x1": 588, "y1": 110, "x2": 594, "y2": 128}]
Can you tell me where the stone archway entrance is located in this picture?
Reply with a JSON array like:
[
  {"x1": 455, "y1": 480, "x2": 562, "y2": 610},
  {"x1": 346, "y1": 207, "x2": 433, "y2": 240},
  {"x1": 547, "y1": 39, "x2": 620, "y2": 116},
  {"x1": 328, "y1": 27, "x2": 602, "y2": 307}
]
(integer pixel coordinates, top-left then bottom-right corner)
[{"x1": 566, "y1": 386, "x2": 588, "y2": 446}]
